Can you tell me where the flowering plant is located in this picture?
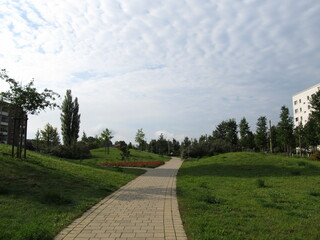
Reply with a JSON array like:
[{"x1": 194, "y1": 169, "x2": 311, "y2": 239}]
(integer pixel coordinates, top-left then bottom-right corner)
[{"x1": 101, "y1": 160, "x2": 165, "y2": 168}]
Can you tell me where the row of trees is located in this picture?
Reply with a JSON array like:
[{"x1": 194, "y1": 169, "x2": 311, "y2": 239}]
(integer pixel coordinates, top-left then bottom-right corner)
[{"x1": 133, "y1": 91, "x2": 320, "y2": 159}]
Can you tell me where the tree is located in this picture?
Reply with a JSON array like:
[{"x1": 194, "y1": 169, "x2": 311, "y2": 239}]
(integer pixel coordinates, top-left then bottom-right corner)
[
  {"x1": 239, "y1": 117, "x2": 254, "y2": 150},
  {"x1": 118, "y1": 141, "x2": 130, "y2": 160},
  {"x1": 40, "y1": 123, "x2": 60, "y2": 152},
  {"x1": 34, "y1": 129, "x2": 41, "y2": 152},
  {"x1": 255, "y1": 116, "x2": 268, "y2": 152},
  {"x1": 277, "y1": 106, "x2": 295, "y2": 155},
  {"x1": 304, "y1": 117, "x2": 319, "y2": 152},
  {"x1": 100, "y1": 128, "x2": 113, "y2": 154},
  {"x1": 213, "y1": 119, "x2": 238, "y2": 147},
  {"x1": 0, "y1": 69, "x2": 59, "y2": 158},
  {"x1": 135, "y1": 128, "x2": 146, "y2": 151},
  {"x1": 157, "y1": 133, "x2": 167, "y2": 155},
  {"x1": 81, "y1": 131, "x2": 88, "y2": 143},
  {"x1": 60, "y1": 90, "x2": 80, "y2": 146}
]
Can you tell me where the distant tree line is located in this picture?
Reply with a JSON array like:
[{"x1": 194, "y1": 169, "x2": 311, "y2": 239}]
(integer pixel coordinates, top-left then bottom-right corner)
[{"x1": 137, "y1": 91, "x2": 320, "y2": 159}]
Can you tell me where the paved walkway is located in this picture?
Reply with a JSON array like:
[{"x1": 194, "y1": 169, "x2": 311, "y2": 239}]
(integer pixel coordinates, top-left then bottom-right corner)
[{"x1": 55, "y1": 157, "x2": 187, "y2": 240}]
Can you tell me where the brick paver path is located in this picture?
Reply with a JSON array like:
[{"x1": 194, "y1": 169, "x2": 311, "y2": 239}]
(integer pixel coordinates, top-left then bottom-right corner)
[{"x1": 55, "y1": 157, "x2": 187, "y2": 240}]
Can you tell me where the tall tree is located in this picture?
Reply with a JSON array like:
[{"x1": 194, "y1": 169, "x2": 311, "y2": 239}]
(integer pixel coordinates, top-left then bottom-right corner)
[
  {"x1": 213, "y1": 119, "x2": 238, "y2": 146},
  {"x1": 0, "y1": 69, "x2": 59, "y2": 158},
  {"x1": 277, "y1": 106, "x2": 295, "y2": 155},
  {"x1": 135, "y1": 128, "x2": 146, "y2": 151},
  {"x1": 60, "y1": 90, "x2": 80, "y2": 146},
  {"x1": 239, "y1": 117, "x2": 254, "y2": 150},
  {"x1": 255, "y1": 116, "x2": 268, "y2": 152},
  {"x1": 100, "y1": 128, "x2": 113, "y2": 154},
  {"x1": 157, "y1": 133, "x2": 167, "y2": 155}
]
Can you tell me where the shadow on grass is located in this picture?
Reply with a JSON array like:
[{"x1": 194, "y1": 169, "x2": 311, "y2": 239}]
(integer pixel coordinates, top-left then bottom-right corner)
[{"x1": 177, "y1": 163, "x2": 320, "y2": 178}]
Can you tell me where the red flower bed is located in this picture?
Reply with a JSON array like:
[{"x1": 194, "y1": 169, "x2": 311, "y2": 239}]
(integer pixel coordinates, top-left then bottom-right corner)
[{"x1": 101, "y1": 160, "x2": 165, "y2": 168}]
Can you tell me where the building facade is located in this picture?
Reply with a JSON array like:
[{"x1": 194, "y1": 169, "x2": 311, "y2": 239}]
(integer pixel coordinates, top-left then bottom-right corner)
[
  {"x1": 0, "y1": 103, "x2": 10, "y2": 144},
  {"x1": 0, "y1": 102, "x2": 27, "y2": 145},
  {"x1": 292, "y1": 83, "x2": 320, "y2": 127}
]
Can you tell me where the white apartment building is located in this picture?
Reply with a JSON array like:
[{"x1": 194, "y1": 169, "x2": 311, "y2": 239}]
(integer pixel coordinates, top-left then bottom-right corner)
[{"x1": 292, "y1": 83, "x2": 320, "y2": 127}]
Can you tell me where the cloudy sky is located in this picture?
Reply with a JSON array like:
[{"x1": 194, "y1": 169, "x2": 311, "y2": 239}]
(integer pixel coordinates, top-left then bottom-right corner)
[{"x1": 1, "y1": 0, "x2": 320, "y2": 143}]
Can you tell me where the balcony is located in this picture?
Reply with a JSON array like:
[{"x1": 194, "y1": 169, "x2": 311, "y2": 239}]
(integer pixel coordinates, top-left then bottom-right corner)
[
  {"x1": 0, "y1": 111, "x2": 9, "y2": 116},
  {"x1": 0, "y1": 122, "x2": 8, "y2": 126}
]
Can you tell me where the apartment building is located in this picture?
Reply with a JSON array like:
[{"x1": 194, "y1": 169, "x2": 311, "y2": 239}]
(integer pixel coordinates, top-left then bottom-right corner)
[
  {"x1": 0, "y1": 103, "x2": 10, "y2": 144},
  {"x1": 0, "y1": 102, "x2": 27, "y2": 145},
  {"x1": 292, "y1": 83, "x2": 320, "y2": 127}
]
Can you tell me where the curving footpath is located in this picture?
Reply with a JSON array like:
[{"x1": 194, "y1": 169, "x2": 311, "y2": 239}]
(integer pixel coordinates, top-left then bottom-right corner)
[{"x1": 55, "y1": 157, "x2": 187, "y2": 240}]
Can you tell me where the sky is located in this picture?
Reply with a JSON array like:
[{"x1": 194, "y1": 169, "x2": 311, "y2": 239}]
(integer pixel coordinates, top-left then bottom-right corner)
[{"x1": 1, "y1": 0, "x2": 320, "y2": 144}]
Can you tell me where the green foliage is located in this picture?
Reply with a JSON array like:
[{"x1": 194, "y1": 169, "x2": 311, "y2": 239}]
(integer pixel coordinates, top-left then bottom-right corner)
[
  {"x1": 239, "y1": 117, "x2": 255, "y2": 150},
  {"x1": 60, "y1": 89, "x2": 80, "y2": 146},
  {"x1": 213, "y1": 119, "x2": 238, "y2": 146},
  {"x1": 118, "y1": 141, "x2": 131, "y2": 160},
  {"x1": 0, "y1": 69, "x2": 59, "y2": 115},
  {"x1": 255, "y1": 116, "x2": 268, "y2": 152},
  {"x1": 100, "y1": 128, "x2": 113, "y2": 154},
  {"x1": 51, "y1": 142, "x2": 91, "y2": 159},
  {"x1": 135, "y1": 128, "x2": 146, "y2": 151},
  {"x1": 177, "y1": 152, "x2": 320, "y2": 240},
  {"x1": 277, "y1": 106, "x2": 295, "y2": 154},
  {"x1": 40, "y1": 123, "x2": 60, "y2": 152}
]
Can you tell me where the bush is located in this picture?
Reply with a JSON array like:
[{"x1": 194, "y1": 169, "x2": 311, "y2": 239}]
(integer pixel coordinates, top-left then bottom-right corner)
[
  {"x1": 310, "y1": 152, "x2": 320, "y2": 161},
  {"x1": 51, "y1": 142, "x2": 91, "y2": 159},
  {"x1": 209, "y1": 139, "x2": 234, "y2": 155}
]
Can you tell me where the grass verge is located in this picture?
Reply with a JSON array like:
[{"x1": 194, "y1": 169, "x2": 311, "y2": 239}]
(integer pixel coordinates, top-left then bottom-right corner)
[
  {"x1": 177, "y1": 152, "x2": 320, "y2": 240},
  {"x1": 0, "y1": 144, "x2": 146, "y2": 240}
]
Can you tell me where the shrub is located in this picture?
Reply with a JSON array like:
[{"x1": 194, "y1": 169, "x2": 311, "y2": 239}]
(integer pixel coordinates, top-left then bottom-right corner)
[
  {"x1": 310, "y1": 152, "x2": 320, "y2": 161},
  {"x1": 51, "y1": 142, "x2": 91, "y2": 159}
]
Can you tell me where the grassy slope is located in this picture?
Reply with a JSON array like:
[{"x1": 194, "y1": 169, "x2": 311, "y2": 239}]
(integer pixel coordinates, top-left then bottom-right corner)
[
  {"x1": 0, "y1": 144, "x2": 151, "y2": 240},
  {"x1": 177, "y1": 152, "x2": 320, "y2": 240},
  {"x1": 77, "y1": 147, "x2": 170, "y2": 167}
]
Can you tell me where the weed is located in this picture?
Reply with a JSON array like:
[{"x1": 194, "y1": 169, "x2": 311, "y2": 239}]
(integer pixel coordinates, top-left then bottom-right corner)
[
  {"x1": 256, "y1": 179, "x2": 266, "y2": 188},
  {"x1": 41, "y1": 191, "x2": 73, "y2": 205},
  {"x1": 298, "y1": 161, "x2": 307, "y2": 166},
  {"x1": 199, "y1": 182, "x2": 209, "y2": 189},
  {"x1": 309, "y1": 191, "x2": 320, "y2": 197},
  {"x1": 202, "y1": 194, "x2": 221, "y2": 204},
  {"x1": 291, "y1": 170, "x2": 301, "y2": 176}
]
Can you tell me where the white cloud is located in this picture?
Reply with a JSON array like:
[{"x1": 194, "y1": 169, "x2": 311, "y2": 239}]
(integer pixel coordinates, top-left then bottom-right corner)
[{"x1": 1, "y1": 0, "x2": 320, "y2": 143}]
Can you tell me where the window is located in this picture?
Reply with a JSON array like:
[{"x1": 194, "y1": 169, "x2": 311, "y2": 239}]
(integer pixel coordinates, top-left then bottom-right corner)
[
  {"x1": 307, "y1": 96, "x2": 310, "y2": 100},
  {"x1": 308, "y1": 105, "x2": 311, "y2": 109},
  {"x1": 295, "y1": 109, "x2": 298, "y2": 113},
  {"x1": 299, "y1": 99, "x2": 301, "y2": 103},
  {"x1": 294, "y1": 100, "x2": 297, "y2": 105},
  {"x1": 295, "y1": 117, "x2": 298, "y2": 122},
  {"x1": 300, "y1": 108, "x2": 302, "y2": 112},
  {"x1": 300, "y1": 116, "x2": 303, "y2": 121}
]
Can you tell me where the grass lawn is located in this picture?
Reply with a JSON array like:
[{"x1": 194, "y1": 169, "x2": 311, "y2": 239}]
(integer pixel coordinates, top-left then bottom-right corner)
[
  {"x1": 177, "y1": 152, "x2": 320, "y2": 240},
  {"x1": 76, "y1": 147, "x2": 170, "y2": 167},
  {"x1": 0, "y1": 144, "x2": 151, "y2": 240}
]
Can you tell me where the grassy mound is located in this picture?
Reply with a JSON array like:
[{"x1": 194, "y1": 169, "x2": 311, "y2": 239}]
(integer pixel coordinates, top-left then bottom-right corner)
[
  {"x1": 71, "y1": 147, "x2": 170, "y2": 167},
  {"x1": 0, "y1": 144, "x2": 147, "y2": 240},
  {"x1": 177, "y1": 152, "x2": 320, "y2": 240}
]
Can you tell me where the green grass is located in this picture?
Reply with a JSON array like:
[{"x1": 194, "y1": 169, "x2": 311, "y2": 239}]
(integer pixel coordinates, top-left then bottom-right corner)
[
  {"x1": 177, "y1": 152, "x2": 320, "y2": 240},
  {"x1": 75, "y1": 147, "x2": 170, "y2": 167},
  {"x1": 0, "y1": 144, "x2": 149, "y2": 240}
]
